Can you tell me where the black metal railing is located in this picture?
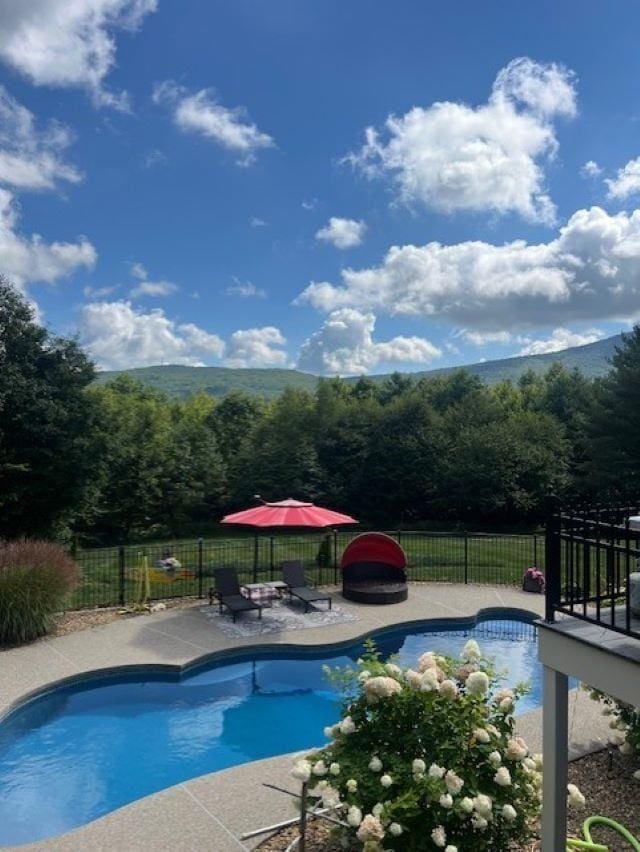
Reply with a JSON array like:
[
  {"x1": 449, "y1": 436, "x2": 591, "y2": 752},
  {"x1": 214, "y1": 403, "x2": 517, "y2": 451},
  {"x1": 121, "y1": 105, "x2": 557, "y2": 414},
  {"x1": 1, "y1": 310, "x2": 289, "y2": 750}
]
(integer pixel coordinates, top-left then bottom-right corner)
[
  {"x1": 545, "y1": 505, "x2": 640, "y2": 639},
  {"x1": 67, "y1": 530, "x2": 543, "y2": 611}
]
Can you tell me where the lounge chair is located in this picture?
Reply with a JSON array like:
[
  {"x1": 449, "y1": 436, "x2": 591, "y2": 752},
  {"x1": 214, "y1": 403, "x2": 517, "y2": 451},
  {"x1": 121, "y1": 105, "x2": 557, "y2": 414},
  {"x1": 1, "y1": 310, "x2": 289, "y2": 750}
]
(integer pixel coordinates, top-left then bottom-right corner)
[
  {"x1": 211, "y1": 567, "x2": 263, "y2": 623},
  {"x1": 282, "y1": 561, "x2": 332, "y2": 613}
]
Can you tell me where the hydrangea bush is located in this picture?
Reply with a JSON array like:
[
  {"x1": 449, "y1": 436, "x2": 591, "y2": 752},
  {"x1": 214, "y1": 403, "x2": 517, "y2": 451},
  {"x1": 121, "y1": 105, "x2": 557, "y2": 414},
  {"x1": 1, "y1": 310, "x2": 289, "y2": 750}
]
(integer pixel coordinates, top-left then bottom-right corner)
[
  {"x1": 586, "y1": 686, "x2": 640, "y2": 761},
  {"x1": 291, "y1": 639, "x2": 549, "y2": 851}
]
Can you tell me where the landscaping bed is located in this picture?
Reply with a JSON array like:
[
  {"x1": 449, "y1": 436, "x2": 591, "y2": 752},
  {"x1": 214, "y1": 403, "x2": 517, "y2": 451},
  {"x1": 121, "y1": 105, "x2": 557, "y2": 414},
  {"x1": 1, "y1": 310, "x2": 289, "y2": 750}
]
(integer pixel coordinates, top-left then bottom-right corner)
[{"x1": 258, "y1": 749, "x2": 640, "y2": 851}]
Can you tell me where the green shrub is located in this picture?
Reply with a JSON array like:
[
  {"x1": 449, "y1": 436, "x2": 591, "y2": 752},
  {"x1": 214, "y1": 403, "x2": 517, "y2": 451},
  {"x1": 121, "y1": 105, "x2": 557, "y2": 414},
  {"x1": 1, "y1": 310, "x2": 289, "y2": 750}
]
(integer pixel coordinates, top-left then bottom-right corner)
[
  {"x1": 290, "y1": 640, "x2": 564, "y2": 851},
  {"x1": 0, "y1": 540, "x2": 79, "y2": 645}
]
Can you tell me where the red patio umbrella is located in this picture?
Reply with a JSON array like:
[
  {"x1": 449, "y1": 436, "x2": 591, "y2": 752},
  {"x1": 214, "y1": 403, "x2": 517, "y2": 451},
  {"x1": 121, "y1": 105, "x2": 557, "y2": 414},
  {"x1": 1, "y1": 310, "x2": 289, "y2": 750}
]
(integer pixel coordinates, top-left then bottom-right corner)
[
  {"x1": 221, "y1": 499, "x2": 358, "y2": 581},
  {"x1": 221, "y1": 498, "x2": 357, "y2": 529}
]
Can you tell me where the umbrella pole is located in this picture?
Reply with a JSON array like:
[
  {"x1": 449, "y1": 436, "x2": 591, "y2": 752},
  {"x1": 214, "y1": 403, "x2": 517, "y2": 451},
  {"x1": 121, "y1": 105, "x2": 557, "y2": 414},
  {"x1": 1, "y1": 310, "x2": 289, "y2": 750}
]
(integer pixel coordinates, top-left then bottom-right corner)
[{"x1": 253, "y1": 532, "x2": 258, "y2": 583}]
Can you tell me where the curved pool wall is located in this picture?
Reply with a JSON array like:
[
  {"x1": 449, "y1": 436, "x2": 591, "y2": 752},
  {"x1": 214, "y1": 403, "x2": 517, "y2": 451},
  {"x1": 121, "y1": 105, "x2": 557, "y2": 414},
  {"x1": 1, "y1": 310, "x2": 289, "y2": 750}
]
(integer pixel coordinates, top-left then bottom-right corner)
[{"x1": 0, "y1": 609, "x2": 539, "y2": 846}]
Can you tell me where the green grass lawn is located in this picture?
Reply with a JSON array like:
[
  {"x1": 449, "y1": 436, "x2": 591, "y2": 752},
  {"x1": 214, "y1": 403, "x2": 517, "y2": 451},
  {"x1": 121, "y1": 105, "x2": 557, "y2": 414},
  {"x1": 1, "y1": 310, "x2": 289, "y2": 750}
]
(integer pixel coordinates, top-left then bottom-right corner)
[{"x1": 69, "y1": 531, "x2": 543, "y2": 610}]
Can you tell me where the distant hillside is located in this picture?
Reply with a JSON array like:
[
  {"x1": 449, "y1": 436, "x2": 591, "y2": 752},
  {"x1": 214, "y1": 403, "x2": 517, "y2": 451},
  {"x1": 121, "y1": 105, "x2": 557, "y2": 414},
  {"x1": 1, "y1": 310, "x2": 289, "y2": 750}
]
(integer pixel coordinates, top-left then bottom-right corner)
[{"x1": 93, "y1": 333, "x2": 622, "y2": 398}]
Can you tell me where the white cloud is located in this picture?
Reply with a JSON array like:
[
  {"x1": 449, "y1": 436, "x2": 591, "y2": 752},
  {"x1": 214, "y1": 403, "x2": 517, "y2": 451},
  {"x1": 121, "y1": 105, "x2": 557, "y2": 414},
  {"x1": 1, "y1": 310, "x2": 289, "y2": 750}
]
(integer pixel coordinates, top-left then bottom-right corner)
[
  {"x1": 315, "y1": 217, "x2": 367, "y2": 249},
  {"x1": 224, "y1": 278, "x2": 266, "y2": 299},
  {"x1": 581, "y1": 160, "x2": 601, "y2": 178},
  {"x1": 302, "y1": 198, "x2": 318, "y2": 211},
  {"x1": 127, "y1": 261, "x2": 178, "y2": 298},
  {"x1": 224, "y1": 327, "x2": 288, "y2": 368},
  {"x1": 461, "y1": 330, "x2": 514, "y2": 346},
  {"x1": 129, "y1": 261, "x2": 147, "y2": 279},
  {"x1": 346, "y1": 57, "x2": 576, "y2": 224},
  {"x1": 79, "y1": 300, "x2": 224, "y2": 370},
  {"x1": 517, "y1": 326, "x2": 604, "y2": 356},
  {"x1": 153, "y1": 80, "x2": 275, "y2": 165},
  {"x1": 297, "y1": 205, "x2": 640, "y2": 331},
  {"x1": 0, "y1": 0, "x2": 156, "y2": 108},
  {"x1": 130, "y1": 280, "x2": 177, "y2": 298},
  {"x1": 0, "y1": 188, "x2": 95, "y2": 290},
  {"x1": 297, "y1": 308, "x2": 441, "y2": 375},
  {"x1": 606, "y1": 157, "x2": 640, "y2": 200},
  {"x1": 84, "y1": 284, "x2": 117, "y2": 298},
  {"x1": 142, "y1": 148, "x2": 167, "y2": 169},
  {"x1": 0, "y1": 86, "x2": 81, "y2": 191},
  {"x1": 249, "y1": 216, "x2": 267, "y2": 227}
]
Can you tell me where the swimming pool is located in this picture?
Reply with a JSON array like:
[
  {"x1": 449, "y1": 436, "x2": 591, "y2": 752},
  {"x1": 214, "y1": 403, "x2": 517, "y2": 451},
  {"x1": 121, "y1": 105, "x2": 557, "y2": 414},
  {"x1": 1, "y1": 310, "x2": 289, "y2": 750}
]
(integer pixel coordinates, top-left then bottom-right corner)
[{"x1": 0, "y1": 612, "x2": 539, "y2": 846}]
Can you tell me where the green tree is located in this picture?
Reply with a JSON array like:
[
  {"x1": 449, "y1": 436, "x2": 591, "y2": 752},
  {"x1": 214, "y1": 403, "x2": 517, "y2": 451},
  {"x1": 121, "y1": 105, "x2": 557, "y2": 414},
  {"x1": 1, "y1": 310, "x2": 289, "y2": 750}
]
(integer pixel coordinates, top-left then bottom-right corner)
[
  {"x1": 0, "y1": 279, "x2": 98, "y2": 538},
  {"x1": 586, "y1": 326, "x2": 640, "y2": 498}
]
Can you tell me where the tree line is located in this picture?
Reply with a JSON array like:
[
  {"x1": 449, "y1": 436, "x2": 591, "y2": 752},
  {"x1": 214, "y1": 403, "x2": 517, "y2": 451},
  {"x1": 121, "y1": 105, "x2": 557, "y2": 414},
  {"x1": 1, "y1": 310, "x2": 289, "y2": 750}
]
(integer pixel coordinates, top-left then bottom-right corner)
[{"x1": 1, "y1": 278, "x2": 638, "y2": 544}]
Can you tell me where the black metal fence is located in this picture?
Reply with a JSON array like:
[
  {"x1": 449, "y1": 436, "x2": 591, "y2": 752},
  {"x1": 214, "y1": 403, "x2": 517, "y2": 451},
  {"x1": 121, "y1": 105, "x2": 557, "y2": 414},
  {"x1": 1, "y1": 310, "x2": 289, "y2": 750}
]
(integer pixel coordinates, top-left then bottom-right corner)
[
  {"x1": 68, "y1": 530, "x2": 543, "y2": 610},
  {"x1": 545, "y1": 505, "x2": 640, "y2": 639}
]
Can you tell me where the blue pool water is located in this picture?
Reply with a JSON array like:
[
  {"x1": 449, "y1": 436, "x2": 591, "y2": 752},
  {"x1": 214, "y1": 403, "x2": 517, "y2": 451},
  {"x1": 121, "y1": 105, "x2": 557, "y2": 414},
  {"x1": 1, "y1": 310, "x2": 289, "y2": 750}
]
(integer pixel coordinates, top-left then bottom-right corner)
[{"x1": 0, "y1": 615, "x2": 539, "y2": 846}]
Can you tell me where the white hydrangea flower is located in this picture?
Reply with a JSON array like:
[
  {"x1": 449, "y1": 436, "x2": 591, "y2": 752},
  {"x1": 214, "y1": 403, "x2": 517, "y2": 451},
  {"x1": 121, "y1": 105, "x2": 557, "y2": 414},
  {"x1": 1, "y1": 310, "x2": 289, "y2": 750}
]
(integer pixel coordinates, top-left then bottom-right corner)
[
  {"x1": 291, "y1": 760, "x2": 312, "y2": 782},
  {"x1": 431, "y1": 825, "x2": 447, "y2": 847},
  {"x1": 420, "y1": 669, "x2": 440, "y2": 692},
  {"x1": 330, "y1": 762, "x2": 340, "y2": 775},
  {"x1": 339, "y1": 716, "x2": 356, "y2": 735},
  {"x1": 567, "y1": 784, "x2": 586, "y2": 809},
  {"x1": 358, "y1": 670, "x2": 372, "y2": 682},
  {"x1": 467, "y1": 671, "x2": 489, "y2": 696},
  {"x1": 440, "y1": 679, "x2": 459, "y2": 699},
  {"x1": 472, "y1": 814, "x2": 488, "y2": 830},
  {"x1": 418, "y1": 651, "x2": 437, "y2": 672},
  {"x1": 320, "y1": 785, "x2": 341, "y2": 809},
  {"x1": 609, "y1": 729, "x2": 625, "y2": 746},
  {"x1": 346, "y1": 778, "x2": 358, "y2": 793},
  {"x1": 428, "y1": 763, "x2": 446, "y2": 779},
  {"x1": 633, "y1": 769, "x2": 640, "y2": 781},
  {"x1": 506, "y1": 737, "x2": 528, "y2": 761},
  {"x1": 620, "y1": 741, "x2": 634, "y2": 755},
  {"x1": 439, "y1": 793, "x2": 453, "y2": 808},
  {"x1": 369, "y1": 756, "x2": 383, "y2": 772},
  {"x1": 494, "y1": 767, "x2": 512, "y2": 786},
  {"x1": 412, "y1": 758, "x2": 426, "y2": 774},
  {"x1": 405, "y1": 668, "x2": 423, "y2": 689},
  {"x1": 473, "y1": 794, "x2": 493, "y2": 817},
  {"x1": 488, "y1": 751, "x2": 502, "y2": 767},
  {"x1": 347, "y1": 805, "x2": 363, "y2": 827},
  {"x1": 385, "y1": 662, "x2": 402, "y2": 677},
  {"x1": 502, "y1": 803, "x2": 517, "y2": 822},
  {"x1": 460, "y1": 796, "x2": 474, "y2": 813},
  {"x1": 388, "y1": 822, "x2": 403, "y2": 836},
  {"x1": 486, "y1": 724, "x2": 499, "y2": 737},
  {"x1": 356, "y1": 814, "x2": 385, "y2": 842},
  {"x1": 445, "y1": 847, "x2": 458, "y2": 852},
  {"x1": 473, "y1": 728, "x2": 490, "y2": 744},
  {"x1": 313, "y1": 760, "x2": 328, "y2": 776},
  {"x1": 364, "y1": 676, "x2": 403, "y2": 703},
  {"x1": 323, "y1": 724, "x2": 337, "y2": 739},
  {"x1": 444, "y1": 770, "x2": 464, "y2": 795},
  {"x1": 522, "y1": 757, "x2": 536, "y2": 771},
  {"x1": 462, "y1": 639, "x2": 481, "y2": 662},
  {"x1": 380, "y1": 774, "x2": 393, "y2": 788},
  {"x1": 372, "y1": 802, "x2": 385, "y2": 818}
]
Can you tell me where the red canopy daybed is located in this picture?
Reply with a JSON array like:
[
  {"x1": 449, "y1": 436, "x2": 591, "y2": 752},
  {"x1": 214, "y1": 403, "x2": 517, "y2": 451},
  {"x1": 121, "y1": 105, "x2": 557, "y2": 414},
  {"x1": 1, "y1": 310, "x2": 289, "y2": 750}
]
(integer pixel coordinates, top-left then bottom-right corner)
[{"x1": 340, "y1": 532, "x2": 408, "y2": 604}]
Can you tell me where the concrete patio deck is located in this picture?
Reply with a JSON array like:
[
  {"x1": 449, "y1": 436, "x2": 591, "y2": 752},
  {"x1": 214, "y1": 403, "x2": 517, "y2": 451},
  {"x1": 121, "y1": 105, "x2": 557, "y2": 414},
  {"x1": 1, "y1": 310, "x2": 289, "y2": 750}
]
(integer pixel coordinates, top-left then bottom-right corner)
[{"x1": 0, "y1": 583, "x2": 611, "y2": 851}]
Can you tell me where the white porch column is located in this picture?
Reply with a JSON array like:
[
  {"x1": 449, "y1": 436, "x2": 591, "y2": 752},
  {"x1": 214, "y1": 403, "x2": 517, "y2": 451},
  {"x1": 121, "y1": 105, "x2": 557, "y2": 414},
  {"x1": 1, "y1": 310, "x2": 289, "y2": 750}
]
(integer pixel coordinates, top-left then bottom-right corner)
[{"x1": 541, "y1": 665, "x2": 568, "y2": 852}]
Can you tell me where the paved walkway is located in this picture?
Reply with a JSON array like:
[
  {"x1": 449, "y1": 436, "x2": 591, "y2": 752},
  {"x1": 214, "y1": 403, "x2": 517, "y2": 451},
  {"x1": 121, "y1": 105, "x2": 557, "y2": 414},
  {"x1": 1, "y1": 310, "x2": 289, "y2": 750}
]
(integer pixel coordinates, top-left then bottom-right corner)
[{"x1": 0, "y1": 584, "x2": 610, "y2": 851}]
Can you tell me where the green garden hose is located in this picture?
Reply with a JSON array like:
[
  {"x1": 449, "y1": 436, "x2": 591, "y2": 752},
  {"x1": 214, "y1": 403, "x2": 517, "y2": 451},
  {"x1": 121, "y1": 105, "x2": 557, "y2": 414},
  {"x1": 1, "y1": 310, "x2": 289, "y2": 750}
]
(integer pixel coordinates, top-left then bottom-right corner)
[{"x1": 566, "y1": 815, "x2": 640, "y2": 851}]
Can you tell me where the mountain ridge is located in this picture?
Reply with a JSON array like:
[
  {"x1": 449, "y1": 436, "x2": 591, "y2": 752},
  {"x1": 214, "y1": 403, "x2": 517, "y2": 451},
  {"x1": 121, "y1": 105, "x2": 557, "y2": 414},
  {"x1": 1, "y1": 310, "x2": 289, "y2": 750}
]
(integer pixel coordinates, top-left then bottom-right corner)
[{"x1": 93, "y1": 333, "x2": 622, "y2": 398}]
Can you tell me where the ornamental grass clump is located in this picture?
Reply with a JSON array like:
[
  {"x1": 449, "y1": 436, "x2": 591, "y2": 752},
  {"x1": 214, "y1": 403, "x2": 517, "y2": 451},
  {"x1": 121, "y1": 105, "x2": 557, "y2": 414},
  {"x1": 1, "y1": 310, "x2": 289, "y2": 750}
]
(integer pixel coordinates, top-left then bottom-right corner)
[
  {"x1": 0, "y1": 540, "x2": 79, "y2": 645},
  {"x1": 292, "y1": 639, "x2": 583, "y2": 851}
]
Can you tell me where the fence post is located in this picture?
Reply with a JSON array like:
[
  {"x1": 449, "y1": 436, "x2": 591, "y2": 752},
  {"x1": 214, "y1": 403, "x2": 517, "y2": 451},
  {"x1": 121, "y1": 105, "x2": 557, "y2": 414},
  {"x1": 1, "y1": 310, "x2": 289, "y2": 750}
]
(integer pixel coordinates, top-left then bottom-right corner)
[
  {"x1": 118, "y1": 545, "x2": 126, "y2": 607},
  {"x1": 270, "y1": 536, "x2": 275, "y2": 581},
  {"x1": 253, "y1": 533, "x2": 258, "y2": 583},
  {"x1": 545, "y1": 500, "x2": 561, "y2": 622},
  {"x1": 464, "y1": 531, "x2": 469, "y2": 584},
  {"x1": 533, "y1": 533, "x2": 538, "y2": 567},
  {"x1": 333, "y1": 529, "x2": 338, "y2": 585},
  {"x1": 197, "y1": 538, "x2": 204, "y2": 599}
]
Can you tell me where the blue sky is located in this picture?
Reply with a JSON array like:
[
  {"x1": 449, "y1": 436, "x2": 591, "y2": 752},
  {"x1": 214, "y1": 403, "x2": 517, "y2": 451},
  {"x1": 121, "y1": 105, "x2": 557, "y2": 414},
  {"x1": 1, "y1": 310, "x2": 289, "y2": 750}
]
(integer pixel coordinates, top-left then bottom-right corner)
[{"x1": 3, "y1": 1, "x2": 640, "y2": 374}]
